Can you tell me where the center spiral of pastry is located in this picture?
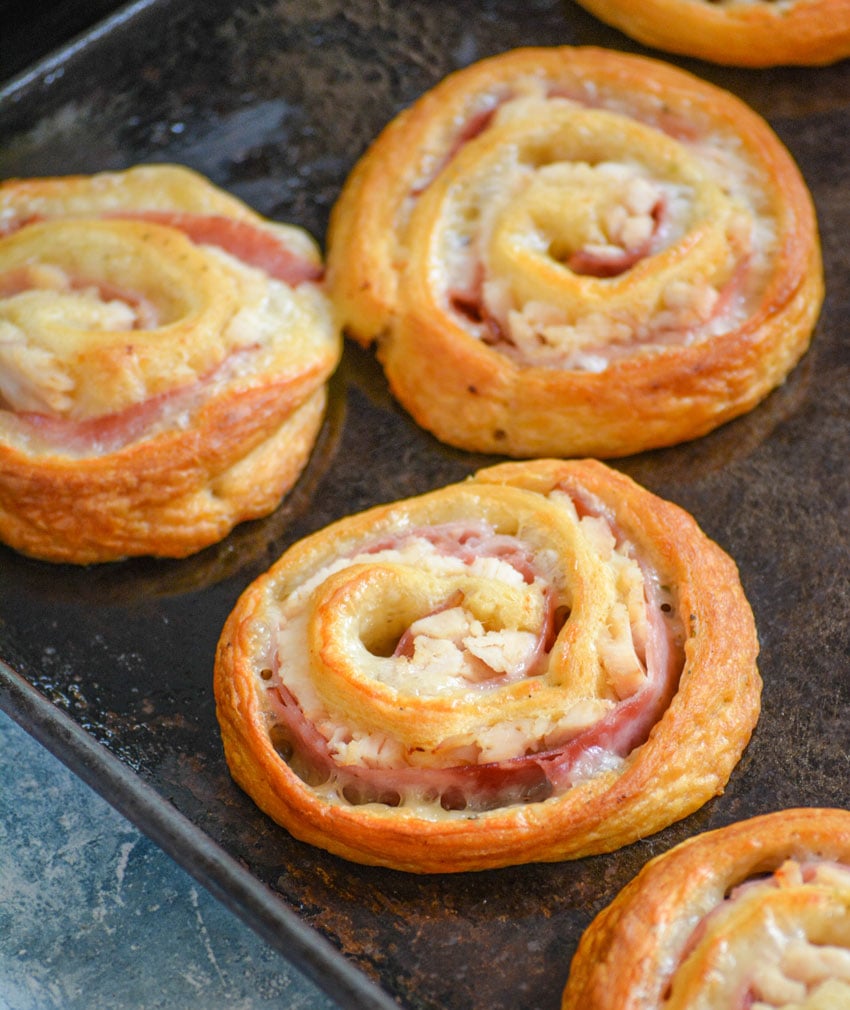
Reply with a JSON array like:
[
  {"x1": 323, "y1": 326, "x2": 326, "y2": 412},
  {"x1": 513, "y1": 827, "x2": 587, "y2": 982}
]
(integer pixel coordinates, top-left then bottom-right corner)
[
  {"x1": 0, "y1": 218, "x2": 243, "y2": 418},
  {"x1": 670, "y1": 860, "x2": 850, "y2": 1009},
  {"x1": 419, "y1": 100, "x2": 757, "y2": 369},
  {"x1": 0, "y1": 166, "x2": 333, "y2": 431},
  {"x1": 260, "y1": 479, "x2": 680, "y2": 813}
]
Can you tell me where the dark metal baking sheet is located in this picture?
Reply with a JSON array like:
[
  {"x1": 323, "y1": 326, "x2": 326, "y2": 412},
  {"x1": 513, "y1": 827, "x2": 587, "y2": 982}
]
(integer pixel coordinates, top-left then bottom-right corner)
[{"x1": 1, "y1": 3, "x2": 849, "y2": 1008}]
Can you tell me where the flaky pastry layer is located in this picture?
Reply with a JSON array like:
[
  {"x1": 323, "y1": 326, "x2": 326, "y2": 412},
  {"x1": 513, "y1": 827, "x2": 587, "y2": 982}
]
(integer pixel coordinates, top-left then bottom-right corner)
[
  {"x1": 214, "y1": 459, "x2": 760, "y2": 873},
  {"x1": 0, "y1": 165, "x2": 341, "y2": 563},
  {"x1": 563, "y1": 808, "x2": 850, "y2": 1009},
  {"x1": 574, "y1": 0, "x2": 850, "y2": 67},
  {"x1": 327, "y1": 46, "x2": 822, "y2": 458}
]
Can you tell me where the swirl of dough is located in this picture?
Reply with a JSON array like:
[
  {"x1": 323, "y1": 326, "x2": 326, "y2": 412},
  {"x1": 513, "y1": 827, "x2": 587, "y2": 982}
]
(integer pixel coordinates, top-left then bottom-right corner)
[
  {"x1": 572, "y1": 0, "x2": 850, "y2": 68},
  {"x1": 563, "y1": 809, "x2": 850, "y2": 1009},
  {"x1": 214, "y1": 459, "x2": 761, "y2": 872},
  {"x1": 0, "y1": 164, "x2": 341, "y2": 563},
  {"x1": 0, "y1": 218, "x2": 252, "y2": 418},
  {"x1": 327, "y1": 47, "x2": 823, "y2": 458}
]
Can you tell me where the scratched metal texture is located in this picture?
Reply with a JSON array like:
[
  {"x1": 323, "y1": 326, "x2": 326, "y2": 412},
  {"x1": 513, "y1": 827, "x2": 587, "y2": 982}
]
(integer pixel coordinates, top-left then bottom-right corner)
[{"x1": 1, "y1": 2, "x2": 849, "y2": 1008}]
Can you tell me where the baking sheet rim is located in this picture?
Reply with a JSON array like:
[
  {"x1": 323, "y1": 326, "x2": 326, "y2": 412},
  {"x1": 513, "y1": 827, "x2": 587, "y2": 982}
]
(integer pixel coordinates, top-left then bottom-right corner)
[{"x1": 0, "y1": 659, "x2": 399, "y2": 1010}]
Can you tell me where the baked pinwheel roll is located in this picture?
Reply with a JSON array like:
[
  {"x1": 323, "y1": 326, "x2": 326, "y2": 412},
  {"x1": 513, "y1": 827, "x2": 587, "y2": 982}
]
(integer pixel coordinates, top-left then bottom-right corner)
[
  {"x1": 0, "y1": 164, "x2": 341, "y2": 563},
  {"x1": 573, "y1": 0, "x2": 850, "y2": 68},
  {"x1": 214, "y1": 459, "x2": 761, "y2": 873},
  {"x1": 563, "y1": 808, "x2": 850, "y2": 1008},
  {"x1": 327, "y1": 47, "x2": 822, "y2": 459}
]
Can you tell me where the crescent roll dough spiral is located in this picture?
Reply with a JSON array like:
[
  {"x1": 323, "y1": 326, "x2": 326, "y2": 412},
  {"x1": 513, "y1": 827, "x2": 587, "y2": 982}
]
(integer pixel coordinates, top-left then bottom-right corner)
[
  {"x1": 563, "y1": 809, "x2": 850, "y2": 1009},
  {"x1": 327, "y1": 47, "x2": 822, "y2": 459},
  {"x1": 573, "y1": 0, "x2": 850, "y2": 68},
  {"x1": 0, "y1": 164, "x2": 341, "y2": 563},
  {"x1": 214, "y1": 459, "x2": 761, "y2": 873}
]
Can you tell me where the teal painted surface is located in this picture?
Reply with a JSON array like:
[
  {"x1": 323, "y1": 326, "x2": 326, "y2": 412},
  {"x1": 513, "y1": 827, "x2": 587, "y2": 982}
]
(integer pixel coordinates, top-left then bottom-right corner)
[{"x1": 0, "y1": 710, "x2": 338, "y2": 1010}]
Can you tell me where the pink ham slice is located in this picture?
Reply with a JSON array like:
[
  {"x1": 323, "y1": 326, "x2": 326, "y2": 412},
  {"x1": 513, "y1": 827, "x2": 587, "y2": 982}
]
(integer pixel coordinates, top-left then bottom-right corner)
[
  {"x1": 0, "y1": 210, "x2": 323, "y2": 286},
  {"x1": 112, "y1": 211, "x2": 324, "y2": 286}
]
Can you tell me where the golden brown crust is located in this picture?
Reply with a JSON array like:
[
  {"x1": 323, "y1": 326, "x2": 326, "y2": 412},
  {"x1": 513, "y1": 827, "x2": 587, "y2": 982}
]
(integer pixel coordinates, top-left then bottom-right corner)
[
  {"x1": 214, "y1": 459, "x2": 761, "y2": 873},
  {"x1": 562, "y1": 808, "x2": 850, "y2": 1008},
  {"x1": 0, "y1": 165, "x2": 341, "y2": 563},
  {"x1": 574, "y1": 0, "x2": 850, "y2": 68},
  {"x1": 327, "y1": 46, "x2": 823, "y2": 459}
]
